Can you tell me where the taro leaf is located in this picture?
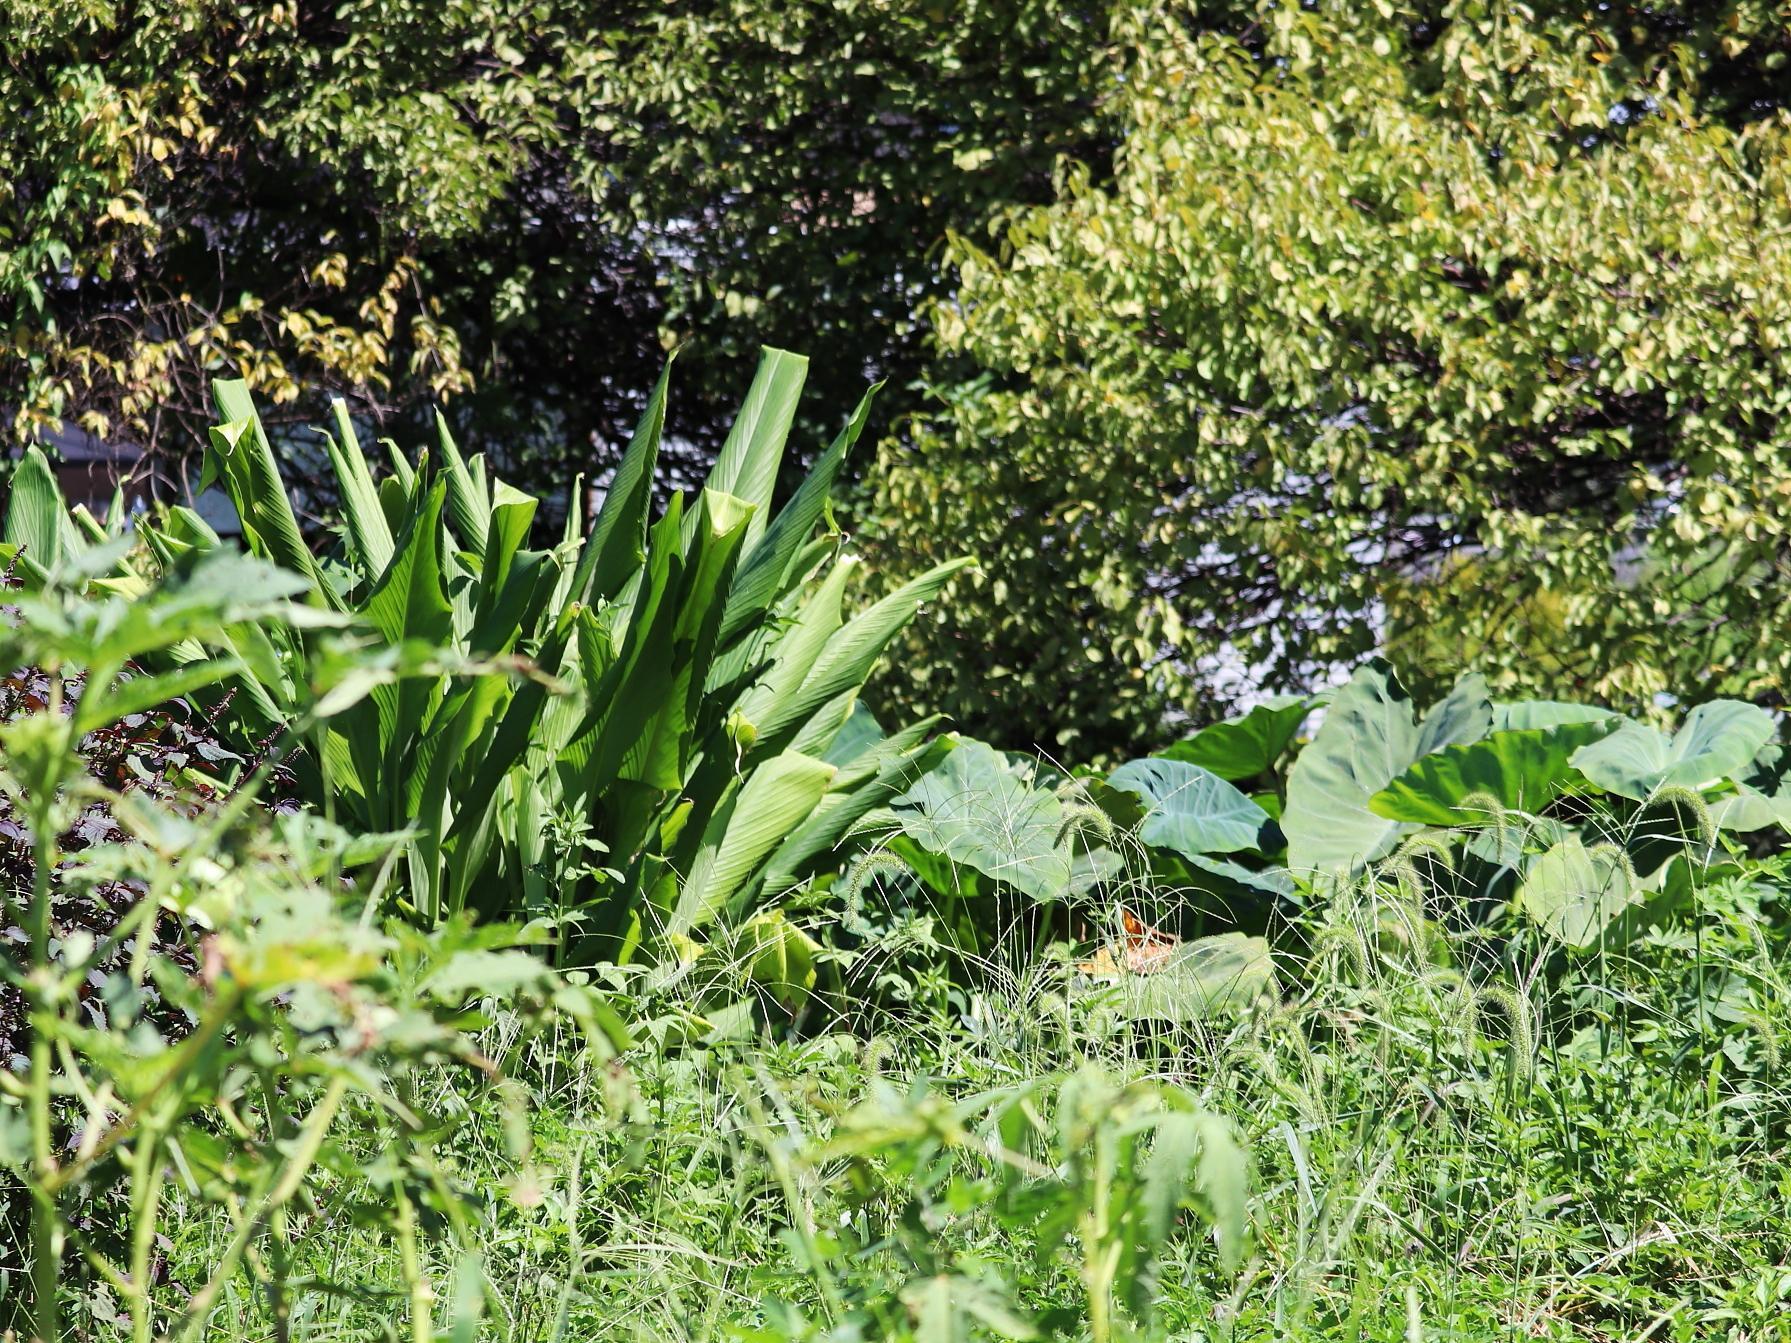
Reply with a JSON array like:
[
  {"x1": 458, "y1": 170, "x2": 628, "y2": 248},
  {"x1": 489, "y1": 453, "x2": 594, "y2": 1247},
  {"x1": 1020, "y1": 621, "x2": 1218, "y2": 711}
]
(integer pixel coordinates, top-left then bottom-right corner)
[
  {"x1": 889, "y1": 740, "x2": 1071, "y2": 901},
  {"x1": 1086, "y1": 933, "x2": 1274, "y2": 1022},
  {"x1": 1368, "y1": 721, "x2": 1613, "y2": 826},
  {"x1": 1710, "y1": 740, "x2": 1791, "y2": 833},
  {"x1": 1157, "y1": 695, "x2": 1313, "y2": 780},
  {"x1": 1711, "y1": 780, "x2": 1791, "y2": 834},
  {"x1": 1106, "y1": 757, "x2": 1271, "y2": 858},
  {"x1": 1570, "y1": 700, "x2": 1776, "y2": 801},
  {"x1": 1464, "y1": 815, "x2": 1571, "y2": 873},
  {"x1": 1282, "y1": 661, "x2": 1491, "y2": 880},
  {"x1": 1517, "y1": 835, "x2": 1639, "y2": 948},
  {"x1": 1490, "y1": 701, "x2": 1616, "y2": 732},
  {"x1": 1185, "y1": 856, "x2": 1295, "y2": 900}
]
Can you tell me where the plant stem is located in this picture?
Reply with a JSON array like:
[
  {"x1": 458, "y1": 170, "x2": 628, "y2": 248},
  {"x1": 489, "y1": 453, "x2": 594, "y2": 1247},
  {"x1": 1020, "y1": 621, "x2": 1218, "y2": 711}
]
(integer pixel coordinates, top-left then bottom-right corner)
[
  {"x1": 27, "y1": 803, "x2": 61, "y2": 1343},
  {"x1": 395, "y1": 1181, "x2": 434, "y2": 1343}
]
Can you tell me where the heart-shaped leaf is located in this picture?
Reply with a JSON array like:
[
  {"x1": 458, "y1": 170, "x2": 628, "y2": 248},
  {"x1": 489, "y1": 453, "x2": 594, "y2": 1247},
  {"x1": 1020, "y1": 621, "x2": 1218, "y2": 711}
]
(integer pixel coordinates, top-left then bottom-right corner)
[
  {"x1": 1368, "y1": 720, "x2": 1613, "y2": 826},
  {"x1": 1517, "y1": 835, "x2": 1639, "y2": 948},
  {"x1": 1571, "y1": 700, "x2": 1775, "y2": 800},
  {"x1": 1105, "y1": 757, "x2": 1270, "y2": 857}
]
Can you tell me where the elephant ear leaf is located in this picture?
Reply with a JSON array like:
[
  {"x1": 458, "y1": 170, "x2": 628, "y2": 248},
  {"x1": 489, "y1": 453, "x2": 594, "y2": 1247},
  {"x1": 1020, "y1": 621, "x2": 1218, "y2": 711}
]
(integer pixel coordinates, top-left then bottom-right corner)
[
  {"x1": 1518, "y1": 835, "x2": 1639, "y2": 949},
  {"x1": 1156, "y1": 695, "x2": 1313, "y2": 780},
  {"x1": 1282, "y1": 662, "x2": 1490, "y2": 881},
  {"x1": 1077, "y1": 931, "x2": 1274, "y2": 1023},
  {"x1": 1491, "y1": 701, "x2": 1614, "y2": 732},
  {"x1": 1571, "y1": 700, "x2": 1775, "y2": 800},
  {"x1": 1105, "y1": 758, "x2": 1270, "y2": 858},
  {"x1": 889, "y1": 740, "x2": 1071, "y2": 902},
  {"x1": 1369, "y1": 720, "x2": 1614, "y2": 826}
]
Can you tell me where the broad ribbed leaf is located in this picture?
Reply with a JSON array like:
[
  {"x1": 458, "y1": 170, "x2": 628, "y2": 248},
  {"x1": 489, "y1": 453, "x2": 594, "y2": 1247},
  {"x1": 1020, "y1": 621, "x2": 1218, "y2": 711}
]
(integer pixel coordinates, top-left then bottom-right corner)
[
  {"x1": 210, "y1": 380, "x2": 326, "y2": 593},
  {"x1": 890, "y1": 740, "x2": 1070, "y2": 901},
  {"x1": 1106, "y1": 757, "x2": 1270, "y2": 857},
  {"x1": 757, "y1": 726, "x2": 948, "y2": 897},
  {"x1": 1283, "y1": 663, "x2": 1490, "y2": 880},
  {"x1": 325, "y1": 398, "x2": 395, "y2": 579},
  {"x1": 1571, "y1": 700, "x2": 1777, "y2": 800},
  {"x1": 754, "y1": 557, "x2": 972, "y2": 749},
  {"x1": 3, "y1": 445, "x2": 75, "y2": 572},
  {"x1": 1369, "y1": 721, "x2": 1613, "y2": 825},
  {"x1": 1491, "y1": 701, "x2": 1616, "y2": 732},
  {"x1": 576, "y1": 358, "x2": 671, "y2": 605},
  {"x1": 703, "y1": 347, "x2": 806, "y2": 556},
  {"x1": 361, "y1": 479, "x2": 453, "y2": 809},
  {"x1": 623, "y1": 489, "x2": 752, "y2": 791},
  {"x1": 74, "y1": 659, "x2": 244, "y2": 736},
  {"x1": 670, "y1": 750, "x2": 836, "y2": 935},
  {"x1": 720, "y1": 382, "x2": 874, "y2": 644},
  {"x1": 1518, "y1": 835, "x2": 1639, "y2": 948},
  {"x1": 729, "y1": 557, "x2": 855, "y2": 744},
  {"x1": 1094, "y1": 932, "x2": 1273, "y2": 1022},
  {"x1": 434, "y1": 411, "x2": 491, "y2": 559},
  {"x1": 1158, "y1": 696, "x2": 1312, "y2": 780}
]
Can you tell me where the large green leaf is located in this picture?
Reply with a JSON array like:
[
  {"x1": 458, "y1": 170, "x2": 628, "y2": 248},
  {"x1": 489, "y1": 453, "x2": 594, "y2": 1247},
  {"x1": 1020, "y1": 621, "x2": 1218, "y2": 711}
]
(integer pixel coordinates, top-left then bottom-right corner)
[
  {"x1": 751, "y1": 556, "x2": 973, "y2": 751},
  {"x1": 1157, "y1": 695, "x2": 1312, "y2": 780},
  {"x1": 888, "y1": 740, "x2": 1070, "y2": 901},
  {"x1": 720, "y1": 383, "x2": 875, "y2": 645},
  {"x1": 1517, "y1": 834, "x2": 1639, "y2": 948},
  {"x1": 670, "y1": 749, "x2": 837, "y2": 936},
  {"x1": 3, "y1": 445, "x2": 76, "y2": 573},
  {"x1": 433, "y1": 410, "x2": 491, "y2": 559},
  {"x1": 757, "y1": 726, "x2": 949, "y2": 898},
  {"x1": 622, "y1": 488, "x2": 752, "y2": 791},
  {"x1": 1570, "y1": 700, "x2": 1776, "y2": 800},
  {"x1": 576, "y1": 359, "x2": 672, "y2": 606},
  {"x1": 1490, "y1": 701, "x2": 1616, "y2": 732},
  {"x1": 1282, "y1": 662, "x2": 1490, "y2": 880},
  {"x1": 738, "y1": 908, "x2": 820, "y2": 1012},
  {"x1": 1105, "y1": 757, "x2": 1270, "y2": 857},
  {"x1": 209, "y1": 380, "x2": 327, "y2": 594},
  {"x1": 324, "y1": 398, "x2": 395, "y2": 579},
  {"x1": 701, "y1": 347, "x2": 807, "y2": 556},
  {"x1": 1368, "y1": 720, "x2": 1613, "y2": 825}
]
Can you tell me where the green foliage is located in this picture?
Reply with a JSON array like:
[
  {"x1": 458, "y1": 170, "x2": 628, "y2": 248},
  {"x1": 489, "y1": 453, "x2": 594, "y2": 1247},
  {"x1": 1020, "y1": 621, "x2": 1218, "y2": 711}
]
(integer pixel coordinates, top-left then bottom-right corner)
[
  {"x1": 1282, "y1": 661, "x2": 1492, "y2": 881},
  {"x1": 1368, "y1": 721, "x2": 1614, "y2": 826},
  {"x1": 3, "y1": 0, "x2": 1118, "y2": 477},
  {"x1": 1104, "y1": 757, "x2": 1271, "y2": 858},
  {"x1": 869, "y1": 0, "x2": 1791, "y2": 754},
  {"x1": 115, "y1": 352, "x2": 965, "y2": 972},
  {"x1": 0, "y1": 559, "x2": 617, "y2": 1342}
]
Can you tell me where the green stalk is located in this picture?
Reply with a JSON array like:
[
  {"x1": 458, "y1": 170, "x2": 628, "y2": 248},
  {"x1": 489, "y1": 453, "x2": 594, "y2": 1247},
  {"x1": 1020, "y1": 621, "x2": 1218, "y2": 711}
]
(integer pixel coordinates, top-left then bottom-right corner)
[
  {"x1": 27, "y1": 838, "x2": 61, "y2": 1343},
  {"x1": 26, "y1": 793, "x2": 62, "y2": 1343},
  {"x1": 395, "y1": 1182, "x2": 434, "y2": 1343},
  {"x1": 128, "y1": 1130, "x2": 165, "y2": 1343}
]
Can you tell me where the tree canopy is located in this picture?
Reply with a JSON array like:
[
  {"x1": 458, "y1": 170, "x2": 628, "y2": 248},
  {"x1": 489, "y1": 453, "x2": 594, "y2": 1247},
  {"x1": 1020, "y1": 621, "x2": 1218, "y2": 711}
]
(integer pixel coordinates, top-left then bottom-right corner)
[
  {"x1": 3, "y1": 0, "x2": 1116, "y2": 492},
  {"x1": 868, "y1": 0, "x2": 1791, "y2": 757}
]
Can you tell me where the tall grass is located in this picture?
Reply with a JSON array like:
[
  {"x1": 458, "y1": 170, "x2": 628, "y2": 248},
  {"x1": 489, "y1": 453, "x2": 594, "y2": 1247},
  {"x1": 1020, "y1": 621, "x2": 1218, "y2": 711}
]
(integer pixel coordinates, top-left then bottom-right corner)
[{"x1": 136, "y1": 786, "x2": 1791, "y2": 1343}]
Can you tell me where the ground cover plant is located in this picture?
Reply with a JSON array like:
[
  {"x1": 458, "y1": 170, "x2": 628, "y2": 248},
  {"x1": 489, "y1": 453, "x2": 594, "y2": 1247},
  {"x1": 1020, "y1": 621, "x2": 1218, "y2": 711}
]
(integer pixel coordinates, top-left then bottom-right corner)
[{"x1": 6, "y1": 355, "x2": 1791, "y2": 1341}]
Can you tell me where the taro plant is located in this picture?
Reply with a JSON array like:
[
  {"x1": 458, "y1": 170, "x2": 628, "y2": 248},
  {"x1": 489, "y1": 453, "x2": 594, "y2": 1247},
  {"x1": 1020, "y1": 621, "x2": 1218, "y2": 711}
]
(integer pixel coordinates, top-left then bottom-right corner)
[
  {"x1": 115, "y1": 351, "x2": 965, "y2": 995},
  {"x1": 840, "y1": 738, "x2": 1280, "y2": 1027},
  {"x1": 0, "y1": 555, "x2": 625, "y2": 1342},
  {"x1": 1277, "y1": 659, "x2": 1784, "y2": 954}
]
